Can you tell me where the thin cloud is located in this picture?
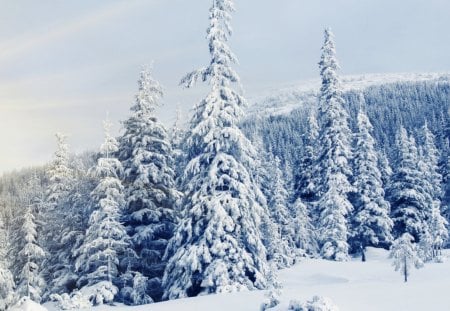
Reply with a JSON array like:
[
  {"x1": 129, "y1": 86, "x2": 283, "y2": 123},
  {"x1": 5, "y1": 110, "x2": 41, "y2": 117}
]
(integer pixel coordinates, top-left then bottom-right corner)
[{"x1": 0, "y1": 0, "x2": 152, "y2": 65}]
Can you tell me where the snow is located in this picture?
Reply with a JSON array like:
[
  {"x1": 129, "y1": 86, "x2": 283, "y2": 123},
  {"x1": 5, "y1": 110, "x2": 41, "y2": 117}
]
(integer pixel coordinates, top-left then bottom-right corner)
[
  {"x1": 40, "y1": 248, "x2": 450, "y2": 310},
  {"x1": 11, "y1": 297, "x2": 48, "y2": 311},
  {"x1": 246, "y1": 72, "x2": 450, "y2": 117}
]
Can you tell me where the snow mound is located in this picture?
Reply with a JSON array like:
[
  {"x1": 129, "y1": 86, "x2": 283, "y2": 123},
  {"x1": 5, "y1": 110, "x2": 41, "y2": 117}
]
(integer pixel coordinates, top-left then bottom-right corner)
[
  {"x1": 10, "y1": 297, "x2": 48, "y2": 311},
  {"x1": 363, "y1": 247, "x2": 389, "y2": 261}
]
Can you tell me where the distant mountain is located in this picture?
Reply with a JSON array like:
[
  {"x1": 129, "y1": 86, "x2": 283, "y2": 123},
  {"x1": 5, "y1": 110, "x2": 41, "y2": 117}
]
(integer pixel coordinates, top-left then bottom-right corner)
[
  {"x1": 246, "y1": 72, "x2": 449, "y2": 117},
  {"x1": 242, "y1": 72, "x2": 450, "y2": 171}
]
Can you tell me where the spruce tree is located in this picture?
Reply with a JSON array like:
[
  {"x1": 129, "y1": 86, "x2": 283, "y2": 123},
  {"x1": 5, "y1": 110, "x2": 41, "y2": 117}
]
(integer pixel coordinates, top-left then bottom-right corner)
[
  {"x1": 417, "y1": 123, "x2": 448, "y2": 259},
  {"x1": 251, "y1": 136, "x2": 285, "y2": 266},
  {"x1": 316, "y1": 28, "x2": 354, "y2": 261},
  {"x1": 267, "y1": 157, "x2": 296, "y2": 267},
  {"x1": 17, "y1": 203, "x2": 46, "y2": 302},
  {"x1": 388, "y1": 127, "x2": 428, "y2": 241},
  {"x1": 291, "y1": 198, "x2": 317, "y2": 255},
  {"x1": 170, "y1": 106, "x2": 186, "y2": 184},
  {"x1": 0, "y1": 216, "x2": 15, "y2": 310},
  {"x1": 118, "y1": 68, "x2": 179, "y2": 302},
  {"x1": 41, "y1": 133, "x2": 75, "y2": 295},
  {"x1": 75, "y1": 120, "x2": 130, "y2": 305},
  {"x1": 162, "y1": 0, "x2": 269, "y2": 299},
  {"x1": 350, "y1": 108, "x2": 393, "y2": 259},
  {"x1": 295, "y1": 111, "x2": 319, "y2": 204}
]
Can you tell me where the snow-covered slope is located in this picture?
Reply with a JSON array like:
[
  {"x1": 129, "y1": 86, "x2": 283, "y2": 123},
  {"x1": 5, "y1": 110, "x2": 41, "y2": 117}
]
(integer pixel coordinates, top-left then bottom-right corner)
[
  {"x1": 246, "y1": 72, "x2": 450, "y2": 117},
  {"x1": 44, "y1": 248, "x2": 450, "y2": 311}
]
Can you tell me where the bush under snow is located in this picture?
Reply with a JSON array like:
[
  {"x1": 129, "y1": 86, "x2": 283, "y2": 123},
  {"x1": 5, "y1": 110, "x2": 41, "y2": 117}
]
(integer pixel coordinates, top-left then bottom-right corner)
[{"x1": 288, "y1": 296, "x2": 339, "y2": 311}]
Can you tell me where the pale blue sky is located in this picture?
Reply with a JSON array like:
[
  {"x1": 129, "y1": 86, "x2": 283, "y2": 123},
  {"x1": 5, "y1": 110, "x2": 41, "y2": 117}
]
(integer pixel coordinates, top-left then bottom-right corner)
[{"x1": 1, "y1": 0, "x2": 449, "y2": 172}]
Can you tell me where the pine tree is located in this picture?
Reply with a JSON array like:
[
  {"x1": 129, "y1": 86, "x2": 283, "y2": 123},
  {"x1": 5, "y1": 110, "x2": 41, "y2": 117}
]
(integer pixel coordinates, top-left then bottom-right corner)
[
  {"x1": 316, "y1": 28, "x2": 354, "y2": 261},
  {"x1": 350, "y1": 108, "x2": 393, "y2": 259},
  {"x1": 118, "y1": 68, "x2": 179, "y2": 302},
  {"x1": 0, "y1": 216, "x2": 15, "y2": 310},
  {"x1": 41, "y1": 133, "x2": 75, "y2": 295},
  {"x1": 378, "y1": 150, "x2": 392, "y2": 190},
  {"x1": 267, "y1": 157, "x2": 296, "y2": 267},
  {"x1": 75, "y1": 120, "x2": 130, "y2": 305},
  {"x1": 418, "y1": 122, "x2": 448, "y2": 259},
  {"x1": 389, "y1": 233, "x2": 423, "y2": 282},
  {"x1": 388, "y1": 127, "x2": 428, "y2": 242},
  {"x1": 170, "y1": 105, "x2": 186, "y2": 184},
  {"x1": 162, "y1": 0, "x2": 269, "y2": 299},
  {"x1": 295, "y1": 111, "x2": 319, "y2": 203},
  {"x1": 251, "y1": 136, "x2": 284, "y2": 266},
  {"x1": 291, "y1": 198, "x2": 317, "y2": 255},
  {"x1": 17, "y1": 201, "x2": 46, "y2": 302}
]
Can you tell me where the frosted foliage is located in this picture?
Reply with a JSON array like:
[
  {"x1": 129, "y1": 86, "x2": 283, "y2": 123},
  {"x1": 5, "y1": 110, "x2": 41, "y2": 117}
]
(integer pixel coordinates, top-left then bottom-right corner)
[
  {"x1": 41, "y1": 133, "x2": 76, "y2": 295},
  {"x1": 49, "y1": 292, "x2": 92, "y2": 310},
  {"x1": 0, "y1": 268, "x2": 15, "y2": 310},
  {"x1": 288, "y1": 296, "x2": 340, "y2": 311},
  {"x1": 163, "y1": 0, "x2": 269, "y2": 299},
  {"x1": 350, "y1": 108, "x2": 393, "y2": 252},
  {"x1": 17, "y1": 206, "x2": 46, "y2": 303},
  {"x1": 0, "y1": 217, "x2": 14, "y2": 310},
  {"x1": 118, "y1": 68, "x2": 178, "y2": 298},
  {"x1": 46, "y1": 133, "x2": 73, "y2": 205},
  {"x1": 418, "y1": 123, "x2": 448, "y2": 259},
  {"x1": 388, "y1": 127, "x2": 429, "y2": 241},
  {"x1": 79, "y1": 281, "x2": 118, "y2": 305},
  {"x1": 268, "y1": 157, "x2": 296, "y2": 268},
  {"x1": 389, "y1": 233, "x2": 423, "y2": 282},
  {"x1": 75, "y1": 120, "x2": 129, "y2": 305},
  {"x1": 316, "y1": 28, "x2": 353, "y2": 261},
  {"x1": 292, "y1": 198, "x2": 317, "y2": 254},
  {"x1": 296, "y1": 112, "x2": 319, "y2": 202}
]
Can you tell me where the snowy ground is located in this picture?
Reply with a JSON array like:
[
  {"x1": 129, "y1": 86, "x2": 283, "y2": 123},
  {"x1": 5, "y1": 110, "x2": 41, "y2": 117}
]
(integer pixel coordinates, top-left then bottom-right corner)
[{"x1": 41, "y1": 248, "x2": 450, "y2": 311}]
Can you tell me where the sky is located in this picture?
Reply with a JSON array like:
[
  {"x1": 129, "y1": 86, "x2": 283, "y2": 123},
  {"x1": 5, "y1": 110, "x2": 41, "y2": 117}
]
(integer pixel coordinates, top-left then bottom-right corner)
[{"x1": 0, "y1": 0, "x2": 449, "y2": 173}]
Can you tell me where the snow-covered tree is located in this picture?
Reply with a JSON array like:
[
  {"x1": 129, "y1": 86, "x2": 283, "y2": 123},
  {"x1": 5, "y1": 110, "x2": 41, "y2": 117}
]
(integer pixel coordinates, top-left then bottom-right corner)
[
  {"x1": 46, "y1": 133, "x2": 73, "y2": 207},
  {"x1": 294, "y1": 111, "x2": 319, "y2": 203},
  {"x1": 316, "y1": 28, "x2": 354, "y2": 261},
  {"x1": 250, "y1": 136, "x2": 286, "y2": 266},
  {"x1": 267, "y1": 157, "x2": 296, "y2": 268},
  {"x1": 16, "y1": 204, "x2": 46, "y2": 303},
  {"x1": 75, "y1": 120, "x2": 130, "y2": 305},
  {"x1": 41, "y1": 133, "x2": 75, "y2": 295},
  {"x1": 118, "y1": 68, "x2": 179, "y2": 302},
  {"x1": 119, "y1": 271, "x2": 152, "y2": 306},
  {"x1": 428, "y1": 206, "x2": 448, "y2": 260},
  {"x1": 170, "y1": 105, "x2": 187, "y2": 183},
  {"x1": 378, "y1": 150, "x2": 392, "y2": 190},
  {"x1": 388, "y1": 127, "x2": 429, "y2": 242},
  {"x1": 162, "y1": 0, "x2": 269, "y2": 299},
  {"x1": 290, "y1": 198, "x2": 317, "y2": 255},
  {"x1": 389, "y1": 233, "x2": 423, "y2": 282},
  {"x1": 0, "y1": 216, "x2": 15, "y2": 310},
  {"x1": 418, "y1": 122, "x2": 448, "y2": 259},
  {"x1": 350, "y1": 108, "x2": 393, "y2": 259}
]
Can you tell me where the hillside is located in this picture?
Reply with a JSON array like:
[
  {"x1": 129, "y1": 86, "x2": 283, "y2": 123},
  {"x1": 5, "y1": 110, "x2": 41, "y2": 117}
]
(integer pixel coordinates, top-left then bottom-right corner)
[
  {"x1": 246, "y1": 72, "x2": 450, "y2": 117},
  {"x1": 41, "y1": 248, "x2": 450, "y2": 311}
]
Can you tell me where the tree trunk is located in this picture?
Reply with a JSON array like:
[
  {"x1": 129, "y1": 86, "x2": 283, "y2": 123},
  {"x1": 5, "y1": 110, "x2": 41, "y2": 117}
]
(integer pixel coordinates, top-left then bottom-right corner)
[
  {"x1": 361, "y1": 246, "x2": 366, "y2": 262},
  {"x1": 404, "y1": 256, "x2": 407, "y2": 282}
]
